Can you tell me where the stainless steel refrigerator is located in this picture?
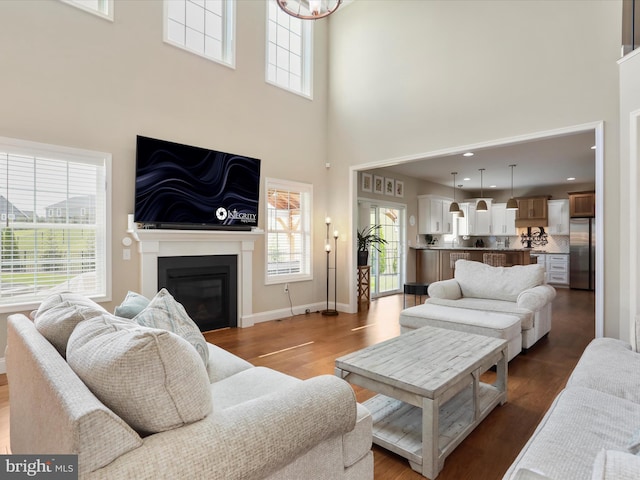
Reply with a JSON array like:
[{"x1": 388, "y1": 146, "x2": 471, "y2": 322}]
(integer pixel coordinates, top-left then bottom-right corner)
[{"x1": 570, "y1": 218, "x2": 595, "y2": 290}]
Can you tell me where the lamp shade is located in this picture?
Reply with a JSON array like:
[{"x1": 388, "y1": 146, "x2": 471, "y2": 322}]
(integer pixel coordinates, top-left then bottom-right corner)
[
  {"x1": 449, "y1": 201, "x2": 460, "y2": 214},
  {"x1": 506, "y1": 197, "x2": 519, "y2": 210},
  {"x1": 476, "y1": 199, "x2": 488, "y2": 212}
]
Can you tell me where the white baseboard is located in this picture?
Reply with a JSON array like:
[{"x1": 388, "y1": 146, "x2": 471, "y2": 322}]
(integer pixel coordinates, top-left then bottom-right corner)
[
  {"x1": 242, "y1": 302, "x2": 349, "y2": 327},
  {"x1": 0, "y1": 357, "x2": 6, "y2": 374}
]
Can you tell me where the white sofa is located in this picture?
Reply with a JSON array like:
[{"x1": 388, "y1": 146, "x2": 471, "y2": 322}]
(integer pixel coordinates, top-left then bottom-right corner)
[
  {"x1": 6, "y1": 291, "x2": 373, "y2": 480},
  {"x1": 503, "y1": 330, "x2": 640, "y2": 480},
  {"x1": 400, "y1": 260, "x2": 556, "y2": 359}
]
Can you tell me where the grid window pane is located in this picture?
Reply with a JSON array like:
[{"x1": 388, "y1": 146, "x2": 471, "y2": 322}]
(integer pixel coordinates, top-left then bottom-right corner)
[
  {"x1": 165, "y1": 0, "x2": 234, "y2": 66},
  {"x1": 266, "y1": 0, "x2": 311, "y2": 97}
]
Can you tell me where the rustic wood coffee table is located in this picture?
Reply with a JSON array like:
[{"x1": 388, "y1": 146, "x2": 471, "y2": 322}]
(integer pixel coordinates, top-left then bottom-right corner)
[{"x1": 335, "y1": 326, "x2": 507, "y2": 479}]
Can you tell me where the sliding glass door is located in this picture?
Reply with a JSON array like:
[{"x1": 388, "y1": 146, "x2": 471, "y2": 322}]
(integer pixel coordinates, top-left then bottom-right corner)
[{"x1": 368, "y1": 204, "x2": 404, "y2": 297}]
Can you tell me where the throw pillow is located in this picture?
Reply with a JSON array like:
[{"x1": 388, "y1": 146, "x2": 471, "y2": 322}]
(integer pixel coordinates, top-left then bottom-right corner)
[
  {"x1": 132, "y1": 288, "x2": 209, "y2": 367},
  {"x1": 34, "y1": 292, "x2": 108, "y2": 357},
  {"x1": 114, "y1": 291, "x2": 150, "y2": 319},
  {"x1": 67, "y1": 315, "x2": 212, "y2": 436}
]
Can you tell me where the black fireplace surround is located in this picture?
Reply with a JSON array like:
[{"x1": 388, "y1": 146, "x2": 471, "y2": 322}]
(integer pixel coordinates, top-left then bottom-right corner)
[{"x1": 157, "y1": 255, "x2": 237, "y2": 332}]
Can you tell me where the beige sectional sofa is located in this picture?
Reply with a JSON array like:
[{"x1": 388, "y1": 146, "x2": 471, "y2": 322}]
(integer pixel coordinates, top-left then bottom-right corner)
[
  {"x1": 400, "y1": 260, "x2": 556, "y2": 360},
  {"x1": 503, "y1": 331, "x2": 640, "y2": 480},
  {"x1": 6, "y1": 291, "x2": 373, "y2": 479}
]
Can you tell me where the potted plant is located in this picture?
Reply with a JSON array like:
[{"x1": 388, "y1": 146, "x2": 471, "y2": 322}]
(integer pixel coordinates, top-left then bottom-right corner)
[{"x1": 357, "y1": 224, "x2": 388, "y2": 266}]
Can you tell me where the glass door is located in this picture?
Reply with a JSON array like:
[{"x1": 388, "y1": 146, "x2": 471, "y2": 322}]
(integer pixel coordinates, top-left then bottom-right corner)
[{"x1": 369, "y1": 205, "x2": 404, "y2": 297}]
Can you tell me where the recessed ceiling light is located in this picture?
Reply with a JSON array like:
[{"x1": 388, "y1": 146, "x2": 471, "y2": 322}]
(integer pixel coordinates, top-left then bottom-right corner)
[
  {"x1": 489, "y1": 185, "x2": 497, "y2": 188},
  {"x1": 567, "y1": 177, "x2": 576, "y2": 181},
  {"x1": 591, "y1": 145, "x2": 596, "y2": 150},
  {"x1": 463, "y1": 177, "x2": 471, "y2": 181},
  {"x1": 463, "y1": 152, "x2": 474, "y2": 157}
]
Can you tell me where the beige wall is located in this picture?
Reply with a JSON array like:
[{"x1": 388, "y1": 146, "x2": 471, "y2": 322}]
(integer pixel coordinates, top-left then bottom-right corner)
[
  {"x1": 618, "y1": 49, "x2": 640, "y2": 344},
  {"x1": 328, "y1": 0, "x2": 622, "y2": 337},
  {"x1": 0, "y1": 0, "x2": 333, "y2": 354}
]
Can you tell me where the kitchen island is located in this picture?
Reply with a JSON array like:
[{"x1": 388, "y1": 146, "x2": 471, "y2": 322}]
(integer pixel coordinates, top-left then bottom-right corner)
[{"x1": 414, "y1": 247, "x2": 532, "y2": 283}]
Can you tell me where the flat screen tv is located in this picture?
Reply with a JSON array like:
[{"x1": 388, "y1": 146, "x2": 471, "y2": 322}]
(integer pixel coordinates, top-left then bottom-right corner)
[{"x1": 134, "y1": 136, "x2": 261, "y2": 230}]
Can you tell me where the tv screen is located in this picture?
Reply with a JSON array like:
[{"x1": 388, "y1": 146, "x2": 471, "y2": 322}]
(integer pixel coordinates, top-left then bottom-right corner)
[{"x1": 134, "y1": 136, "x2": 261, "y2": 230}]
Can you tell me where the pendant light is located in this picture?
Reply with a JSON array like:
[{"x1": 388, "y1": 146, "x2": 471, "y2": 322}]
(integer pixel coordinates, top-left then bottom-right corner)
[
  {"x1": 476, "y1": 168, "x2": 488, "y2": 212},
  {"x1": 449, "y1": 172, "x2": 461, "y2": 215},
  {"x1": 506, "y1": 164, "x2": 519, "y2": 210}
]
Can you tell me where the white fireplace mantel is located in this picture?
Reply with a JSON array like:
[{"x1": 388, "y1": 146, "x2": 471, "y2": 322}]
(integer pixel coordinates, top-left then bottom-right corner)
[{"x1": 129, "y1": 227, "x2": 263, "y2": 328}]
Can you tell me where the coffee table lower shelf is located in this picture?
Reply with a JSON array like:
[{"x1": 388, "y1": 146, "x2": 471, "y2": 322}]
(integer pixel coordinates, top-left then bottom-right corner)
[{"x1": 364, "y1": 382, "x2": 503, "y2": 474}]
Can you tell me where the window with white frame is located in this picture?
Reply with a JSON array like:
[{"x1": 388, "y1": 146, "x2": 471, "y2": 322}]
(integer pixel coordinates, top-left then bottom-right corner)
[
  {"x1": 164, "y1": 0, "x2": 235, "y2": 67},
  {"x1": 61, "y1": 0, "x2": 114, "y2": 21},
  {"x1": 265, "y1": 178, "x2": 312, "y2": 284},
  {"x1": 266, "y1": 0, "x2": 312, "y2": 97},
  {"x1": 0, "y1": 137, "x2": 110, "y2": 310}
]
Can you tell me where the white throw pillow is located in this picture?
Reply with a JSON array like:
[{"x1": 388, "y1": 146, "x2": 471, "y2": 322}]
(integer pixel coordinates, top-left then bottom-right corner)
[
  {"x1": 455, "y1": 260, "x2": 545, "y2": 302},
  {"x1": 34, "y1": 292, "x2": 108, "y2": 357},
  {"x1": 67, "y1": 315, "x2": 212, "y2": 435},
  {"x1": 132, "y1": 288, "x2": 209, "y2": 367}
]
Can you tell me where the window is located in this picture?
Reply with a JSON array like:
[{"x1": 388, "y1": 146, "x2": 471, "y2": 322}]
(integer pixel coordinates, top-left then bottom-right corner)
[
  {"x1": 61, "y1": 0, "x2": 114, "y2": 21},
  {"x1": 265, "y1": 178, "x2": 312, "y2": 284},
  {"x1": 164, "y1": 0, "x2": 235, "y2": 67},
  {"x1": 266, "y1": 0, "x2": 313, "y2": 97},
  {"x1": 0, "y1": 137, "x2": 111, "y2": 311}
]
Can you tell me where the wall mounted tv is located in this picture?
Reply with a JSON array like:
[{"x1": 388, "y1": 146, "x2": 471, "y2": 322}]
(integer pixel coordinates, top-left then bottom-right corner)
[{"x1": 134, "y1": 136, "x2": 261, "y2": 230}]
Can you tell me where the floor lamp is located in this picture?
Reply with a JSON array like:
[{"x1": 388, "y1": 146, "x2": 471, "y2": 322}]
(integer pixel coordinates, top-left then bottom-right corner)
[{"x1": 322, "y1": 217, "x2": 338, "y2": 316}]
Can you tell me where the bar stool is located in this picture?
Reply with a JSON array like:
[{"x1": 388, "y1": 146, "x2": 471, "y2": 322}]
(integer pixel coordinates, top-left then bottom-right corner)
[
  {"x1": 483, "y1": 253, "x2": 506, "y2": 267},
  {"x1": 403, "y1": 282, "x2": 430, "y2": 308}
]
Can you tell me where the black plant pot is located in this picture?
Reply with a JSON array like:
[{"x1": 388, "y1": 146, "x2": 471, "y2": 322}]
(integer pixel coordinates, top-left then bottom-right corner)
[{"x1": 357, "y1": 250, "x2": 369, "y2": 267}]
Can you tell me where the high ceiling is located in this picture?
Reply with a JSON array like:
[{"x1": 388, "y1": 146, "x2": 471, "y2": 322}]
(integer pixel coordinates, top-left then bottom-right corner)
[{"x1": 381, "y1": 130, "x2": 596, "y2": 192}]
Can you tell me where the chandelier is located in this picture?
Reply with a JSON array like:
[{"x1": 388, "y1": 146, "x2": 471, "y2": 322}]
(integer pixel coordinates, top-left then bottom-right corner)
[{"x1": 276, "y1": 0, "x2": 342, "y2": 20}]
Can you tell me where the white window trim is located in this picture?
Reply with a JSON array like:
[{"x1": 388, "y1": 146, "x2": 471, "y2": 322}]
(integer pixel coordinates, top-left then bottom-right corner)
[
  {"x1": 0, "y1": 136, "x2": 112, "y2": 313},
  {"x1": 265, "y1": 1, "x2": 314, "y2": 99},
  {"x1": 60, "y1": 0, "x2": 114, "y2": 22},
  {"x1": 163, "y1": 0, "x2": 236, "y2": 69},
  {"x1": 264, "y1": 177, "x2": 313, "y2": 285}
]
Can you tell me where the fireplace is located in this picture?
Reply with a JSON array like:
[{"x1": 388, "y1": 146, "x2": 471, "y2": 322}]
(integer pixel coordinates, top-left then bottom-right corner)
[
  {"x1": 158, "y1": 255, "x2": 237, "y2": 332},
  {"x1": 130, "y1": 227, "x2": 261, "y2": 328}
]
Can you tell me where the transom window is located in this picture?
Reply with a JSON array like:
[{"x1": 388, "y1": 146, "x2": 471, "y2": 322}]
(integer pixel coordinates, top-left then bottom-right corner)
[
  {"x1": 266, "y1": 0, "x2": 313, "y2": 97},
  {"x1": 164, "y1": 0, "x2": 235, "y2": 67},
  {"x1": 0, "y1": 137, "x2": 111, "y2": 311},
  {"x1": 61, "y1": 0, "x2": 114, "y2": 21},
  {"x1": 265, "y1": 178, "x2": 312, "y2": 284}
]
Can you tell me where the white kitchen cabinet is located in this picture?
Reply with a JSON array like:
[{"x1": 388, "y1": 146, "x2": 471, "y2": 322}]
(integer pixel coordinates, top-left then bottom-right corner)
[
  {"x1": 547, "y1": 199, "x2": 570, "y2": 235},
  {"x1": 490, "y1": 203, "x2": 517, "y2": 235},
  {"x1": 418, "y1": 195, "x2": 454, "y2": 234},
  {"x1": 459, "y1": 199, "x2": 492, "y2": 235},
  {"x1": 546, "y1": 254, "x2": 569, "y2": 285}
]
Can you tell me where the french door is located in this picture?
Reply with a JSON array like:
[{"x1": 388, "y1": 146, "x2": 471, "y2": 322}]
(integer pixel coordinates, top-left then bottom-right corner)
[{"x1": 368, "y1": 204, "x2": 404, "y2": 297}]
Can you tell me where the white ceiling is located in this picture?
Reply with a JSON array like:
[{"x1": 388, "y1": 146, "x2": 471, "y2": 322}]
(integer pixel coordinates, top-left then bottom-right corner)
[{"x1": 381, "y1": 130, "x2": 596, "y2": 192}]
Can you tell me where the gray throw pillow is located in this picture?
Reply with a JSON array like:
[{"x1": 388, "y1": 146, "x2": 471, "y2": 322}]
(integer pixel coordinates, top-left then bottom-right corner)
[
  {"x1": 132, "y1": 288, "x2": 209, "y2": 367},
  {"x1": 67, "y1": 315, "x2": 212, "y2": 435},
  {"x1": 34, "y1": 292, "x2": 108, "y2": 357}
]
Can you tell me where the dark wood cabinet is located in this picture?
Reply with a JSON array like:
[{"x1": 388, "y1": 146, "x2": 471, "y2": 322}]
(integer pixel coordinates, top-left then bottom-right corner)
[
  {"x1": 515, "y1": 196, "x2": 549, "y2": 227},
  {"x1": 569, "y1": 191, "x2": 595, "y2": 217}
]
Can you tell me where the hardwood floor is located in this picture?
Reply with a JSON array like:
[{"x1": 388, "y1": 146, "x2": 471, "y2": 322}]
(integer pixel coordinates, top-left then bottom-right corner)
[{"x1": 0, "y1": 288, "x2": 594, "y2": 478}]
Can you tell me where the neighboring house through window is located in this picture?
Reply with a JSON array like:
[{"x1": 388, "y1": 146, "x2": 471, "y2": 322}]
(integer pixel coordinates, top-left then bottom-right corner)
[
  {"x1": 265, "y1": 178, "x2": 312, "y2": 284},
  {"x1": 0, "y1": 137, "x2": 111, "y2": 310},
  {"x1": 164, "y1": 0, "x2": 235, "y2": 67},
  {"x1": 266, "y1": 0, "x2": 313, "y2": 97}
]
